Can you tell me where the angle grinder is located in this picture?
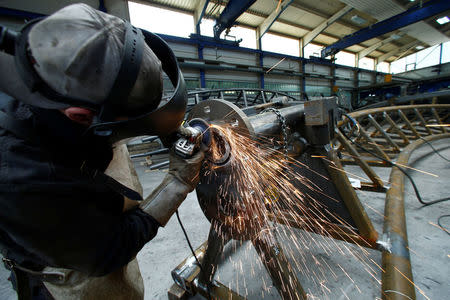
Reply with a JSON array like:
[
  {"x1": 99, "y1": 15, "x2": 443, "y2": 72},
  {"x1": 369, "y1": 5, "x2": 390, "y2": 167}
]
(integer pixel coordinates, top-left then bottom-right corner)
[{"x1": 174, "y1": 118, "x2": 212, "y2": 158}]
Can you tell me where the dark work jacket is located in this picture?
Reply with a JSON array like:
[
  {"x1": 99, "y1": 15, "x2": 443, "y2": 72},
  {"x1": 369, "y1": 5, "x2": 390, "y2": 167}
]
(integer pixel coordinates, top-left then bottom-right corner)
[{"x1": 0, "y1": 92, "x2": 160, "y2": 276}]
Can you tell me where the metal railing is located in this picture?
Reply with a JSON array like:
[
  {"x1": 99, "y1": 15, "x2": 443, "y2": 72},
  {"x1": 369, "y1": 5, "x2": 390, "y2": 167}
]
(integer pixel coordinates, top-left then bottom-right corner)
[{"x1": 187, "y1": 88, "x2": 299, "y2": 109}]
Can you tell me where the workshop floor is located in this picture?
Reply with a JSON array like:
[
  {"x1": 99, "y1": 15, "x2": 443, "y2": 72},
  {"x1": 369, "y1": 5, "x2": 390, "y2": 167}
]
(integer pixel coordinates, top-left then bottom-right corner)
[{"x1": 1, "y1": 139, "x2": 449, "y2": 299}]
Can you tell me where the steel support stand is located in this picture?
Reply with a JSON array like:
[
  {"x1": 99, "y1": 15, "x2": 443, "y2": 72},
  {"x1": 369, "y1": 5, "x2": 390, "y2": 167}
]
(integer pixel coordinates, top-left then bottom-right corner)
[{"x1": 252, "y1": 231, "x2": 307, "y2": 300}]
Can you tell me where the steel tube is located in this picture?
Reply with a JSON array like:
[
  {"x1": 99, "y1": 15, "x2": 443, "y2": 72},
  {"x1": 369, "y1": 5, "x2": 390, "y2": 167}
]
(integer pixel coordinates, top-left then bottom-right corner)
[
  {"x1": 338, "y1": 104, "x2": 450, "y2": 123},
  {"x1": 382, "y1": 132, "x2": 450, "y2": 300},
  {"x1": 247, "y1": 104, "x2": 305, "y2": 136},
  {"x1": 149, "y1": 160, "x2": 169, "y2": 170},
  {"x1": 130, "y1": 148, "x2": 169, "y2": 158}
]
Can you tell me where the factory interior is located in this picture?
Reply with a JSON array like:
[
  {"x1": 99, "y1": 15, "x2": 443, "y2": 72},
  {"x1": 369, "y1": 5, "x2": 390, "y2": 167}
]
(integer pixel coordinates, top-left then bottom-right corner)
[{"x1": 0, "y1": 0, "x2": 449, "y2": 299}]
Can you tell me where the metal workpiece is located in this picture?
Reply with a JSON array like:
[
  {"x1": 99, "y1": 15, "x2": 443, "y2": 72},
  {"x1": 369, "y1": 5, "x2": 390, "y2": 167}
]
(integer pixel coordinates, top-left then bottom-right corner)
[
  {"x1": 367, "y1": 114, "x2": 400, "y2": 152},
  {"x1": 321, "y1": 147, "x2": 378, "y2": 244},
  {"x1": 382, "y1": 133, "x2": 450, "y2": 300},
  {"x1": 130, "y1": 148, "x2": 169, "y2": 158},
  {"x1": 383, "y1": 112, "x2": 410, "y2": 144},
  {"x1": 413, "y1": 108, "x2": 433, "y2": 135},
  {"x1": 169, "y1": 99, "x2": 449, "y2": 299},
  {"x1": 198, "y1": 221, "x2": 230, "y2": 286},
  {"x1": 188, "y1": 99, "x2": 255, "y2": 137},
  {"x1": 188, "y1": 98, "x2": 305, "y2": 138},
  {"x1": 247, "y1": 104, "x2": 305, "y2": 136},
  {"x1": 335, "y1": 104, "x2": 450, "y2": 300},
  {"x1": 252, "y1": 231, "x2": 307, "y2": 300},
  {"x1": 171, "y1": 242, "x2": 207, "y2": 294},
  {"x1": 335, "y1": 130, "x2": 385, "y2": 188}
]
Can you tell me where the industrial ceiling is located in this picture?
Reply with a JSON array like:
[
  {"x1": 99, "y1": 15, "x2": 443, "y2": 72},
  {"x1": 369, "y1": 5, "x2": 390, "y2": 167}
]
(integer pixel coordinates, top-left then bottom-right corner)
[{"x1": 138, "y1": 0, "x2": 450, "y2": 63}]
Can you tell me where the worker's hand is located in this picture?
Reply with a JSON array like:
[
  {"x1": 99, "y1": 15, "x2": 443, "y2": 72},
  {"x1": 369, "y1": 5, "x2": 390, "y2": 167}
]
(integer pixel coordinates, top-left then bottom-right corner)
[
  {"x1": 140, "y1": 148, "x2": 205, "y2": 226},
  {"x1": 168, "y1": 148, "x2": 205, "y2": 192}
]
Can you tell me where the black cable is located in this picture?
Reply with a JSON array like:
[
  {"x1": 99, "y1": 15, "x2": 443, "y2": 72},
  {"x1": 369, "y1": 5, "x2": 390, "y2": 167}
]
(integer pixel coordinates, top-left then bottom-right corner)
[
  {"x1": 175, "y1": 210, "x2": 212, "y2": 300},
  {"x1": 437, "y1": 215, "x2": 450, "y2": 236},
  {"x1": 341, "y1": 114, "x2": 450, "y2": 207},
  {"x1": 418, "y1": 136, "x2": 450, "y2": 163}
]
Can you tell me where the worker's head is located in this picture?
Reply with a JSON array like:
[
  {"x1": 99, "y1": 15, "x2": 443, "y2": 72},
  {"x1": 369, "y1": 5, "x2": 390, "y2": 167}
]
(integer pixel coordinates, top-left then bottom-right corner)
[{"x1": 10, "y1": 3, "x2": 187, "y2": 141}]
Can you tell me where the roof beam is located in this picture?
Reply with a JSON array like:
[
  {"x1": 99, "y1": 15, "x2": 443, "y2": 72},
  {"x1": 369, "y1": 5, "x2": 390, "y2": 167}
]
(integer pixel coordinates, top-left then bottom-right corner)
[
  {"x1": 194, "y1": 0, "x2": 210, "y2": 32},
  {"x1": 302, "y1": 5, "x2": 353, "y2": 47},
  {"x1": 258, "y1": 0, "x2": 293, "y2": 38},
  {"x1": 376, "y1": 41, "x2": 419, "y2": 64},
  {"x1": 358, "y1": 34, "x2": 403, "y2": 59},
  {"x1": 213, "y1": 0, "x2": 257, "y2": 39},
  {"x1": 321, "y1": 0, "x2": 450, "y2": 57},
  {"x1": 243, "y1": 7, "x2": 385, "y2": 55}
]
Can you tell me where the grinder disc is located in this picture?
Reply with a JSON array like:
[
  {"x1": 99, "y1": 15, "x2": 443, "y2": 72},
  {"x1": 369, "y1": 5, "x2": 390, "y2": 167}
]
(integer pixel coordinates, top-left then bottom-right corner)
[{"x1": 187, "y1": 99, "x2": 260, "y2": 240}]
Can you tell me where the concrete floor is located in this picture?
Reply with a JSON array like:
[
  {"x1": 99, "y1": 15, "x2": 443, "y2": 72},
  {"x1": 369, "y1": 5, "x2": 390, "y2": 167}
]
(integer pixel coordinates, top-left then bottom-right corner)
[{"x1": 1, "y1": 139, "x2": 449, "y2": 299}]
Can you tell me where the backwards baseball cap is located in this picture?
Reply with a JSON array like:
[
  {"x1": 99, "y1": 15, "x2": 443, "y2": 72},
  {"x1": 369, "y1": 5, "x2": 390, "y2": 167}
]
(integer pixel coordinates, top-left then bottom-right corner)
[{"x1": 1, "y1": 3, "x2": 187, "y2": 141}]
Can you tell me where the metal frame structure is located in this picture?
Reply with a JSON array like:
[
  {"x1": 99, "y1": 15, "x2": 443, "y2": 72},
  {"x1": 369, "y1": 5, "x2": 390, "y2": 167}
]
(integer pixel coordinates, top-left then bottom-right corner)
[
  {"x1": 160, "y1": 97, "x2": 449, "y2": 300},
  {"x1": 337, "y1": 104, "x2": 449, "y2": 300},
  {"x1": 187, "y1": 88, "x2": 298, "y2": 108}
]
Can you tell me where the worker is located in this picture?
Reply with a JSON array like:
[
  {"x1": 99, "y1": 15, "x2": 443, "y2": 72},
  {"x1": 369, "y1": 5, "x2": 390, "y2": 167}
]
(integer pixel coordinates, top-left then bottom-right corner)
[{"x1": 0, "y1": 3, "x2": 204, "y2": 299}]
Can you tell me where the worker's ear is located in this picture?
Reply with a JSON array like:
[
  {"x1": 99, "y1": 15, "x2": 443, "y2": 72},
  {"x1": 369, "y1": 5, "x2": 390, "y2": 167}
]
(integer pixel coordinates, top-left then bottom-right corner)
[{"x1": 61, "y1": 107, "x2": 95, "y2": 126}]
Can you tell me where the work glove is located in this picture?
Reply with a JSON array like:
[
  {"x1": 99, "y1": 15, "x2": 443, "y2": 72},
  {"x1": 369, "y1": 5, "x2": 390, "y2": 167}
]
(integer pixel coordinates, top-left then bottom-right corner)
[{"x1": 140, "y1": 149, "x2": 205, "y2": 226}]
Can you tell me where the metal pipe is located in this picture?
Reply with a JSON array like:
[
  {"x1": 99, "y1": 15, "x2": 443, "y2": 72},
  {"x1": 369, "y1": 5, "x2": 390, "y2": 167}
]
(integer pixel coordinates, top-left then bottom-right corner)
[
  {"x1": 149, "y1": 160, "x2": 170, "y2": 170},
  {"x1": 141, "y1": 136, "x2": 159, "y2": 143},
  {"x1": 382, "y1": 132, "x2": 450, "y2": 300},
  {"x1": 247, "y1": 103, "x2": 305, "y2": 136},
  {"x1": 130, "y1": 148, "x2": 169, "y2": 158}
]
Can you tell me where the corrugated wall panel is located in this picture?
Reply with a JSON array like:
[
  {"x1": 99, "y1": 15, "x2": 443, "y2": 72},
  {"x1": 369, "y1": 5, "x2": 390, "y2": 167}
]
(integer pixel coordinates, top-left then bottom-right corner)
[
  {"x1": 203, "y1": 48, "x2": 258, "y2": 67},
  {"x1": 167, "y1": 42, "x2": 198, "y2": 59},
  {"x1": 263, "y1": 57, "x2": 301, "y2": 72},
  {"x1": 305, "y1": 64, "x2": 331, "y2": 75}
]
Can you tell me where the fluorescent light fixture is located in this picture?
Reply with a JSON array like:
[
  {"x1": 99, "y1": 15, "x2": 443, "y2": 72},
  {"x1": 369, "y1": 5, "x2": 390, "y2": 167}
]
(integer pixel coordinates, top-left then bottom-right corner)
[
  {"x1": 436, "y1": 16, "x2": 449, "y2": 25},
  {"x1": 415, "y1": 45, "x2": 424, "y2": 50},
  {"x1": 351, "y1": 15, "x2": 367, "y2": 25},
  {"x1": 391, "y1": 34, "x2": 401, "y2": 40}
]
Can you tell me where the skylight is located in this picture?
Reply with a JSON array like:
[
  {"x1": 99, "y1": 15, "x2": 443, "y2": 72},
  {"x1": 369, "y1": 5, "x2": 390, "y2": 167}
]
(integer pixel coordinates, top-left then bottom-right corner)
[
  {"x1": 128, "y1": 1, "x2": 194, "y2": 38},
  {"x1": 436, "y1": 16, "x2": 449, "y2": 25}
]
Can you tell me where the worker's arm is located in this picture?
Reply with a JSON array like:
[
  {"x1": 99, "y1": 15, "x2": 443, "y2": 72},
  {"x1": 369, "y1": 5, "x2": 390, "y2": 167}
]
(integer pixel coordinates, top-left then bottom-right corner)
[{"x1": 0, "y1": 179, "x2": 160, "y2": 277}]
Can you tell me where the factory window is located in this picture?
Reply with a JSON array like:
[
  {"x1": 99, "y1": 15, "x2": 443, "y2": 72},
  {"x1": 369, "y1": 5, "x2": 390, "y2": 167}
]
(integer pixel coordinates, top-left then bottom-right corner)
[
  {"x1": 415, "y1": 45, "x2": 440, "y2": 69},
  {"x1": 443, "y1": 41, "x2": 450, "y2": 64},
  {"x1": 303, "y1": 43, "x2": 323, "y2": 59},
  {"x1": 200, "y1": 19, "x2": 256, "y2": 49},
  {"x1": 390, "y1": 43, "x2": 444, "y2": 73},
  {"x1": 359, "y1": 57, "x2": 375, "y2": 70},
  {"x1": 199, "y1": 18, "x2": 215, "y2": 37},
  {"x1": 376, "y1": 62, "x2": 389, "y2": 73},
  {"x1": 261, "y1": 33, "x2": 299, "y2": 57},
  {"x1": 334, "y1": 51, "x2": 355, "y2": 67},
  {"x1": 390, "y1": 57, "x2": 406, "y2": 74},
  {"x1": 128, "y1": 1, "x2": 194, "y2": 38}
]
